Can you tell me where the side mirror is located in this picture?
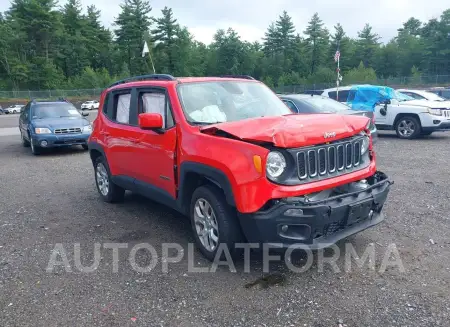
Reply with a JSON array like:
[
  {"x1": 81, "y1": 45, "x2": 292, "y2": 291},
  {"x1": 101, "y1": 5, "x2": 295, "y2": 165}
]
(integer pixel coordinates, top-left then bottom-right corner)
[
  {"x1": 138, "y1": 113, "x2": 163, "y2": 131},
  {"x1": 82, "y1": 112, "x2": 89, "y2": 117}
]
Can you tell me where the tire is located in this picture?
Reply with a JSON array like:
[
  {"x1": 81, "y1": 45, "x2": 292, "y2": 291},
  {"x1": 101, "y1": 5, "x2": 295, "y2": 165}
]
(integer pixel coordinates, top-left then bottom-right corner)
[
  {"x1": 30, "y1": 135, "x2": 41, "y2": 155},
  {"x1": 90, "y1": 106, "x2": 94, "y2": 110},
  {"x1": 21, "y1": 131, "x2": 30, "y2": 147},
  {"x1": 81, "y1": 144, "x2": 89, "y2": 150},
  {"x1": 395, "y1": 116, "x2": 421, "y2": 139},
  {"x1": 94, "y1": 156, "x2": 125, "y2": 203},
  {"x1": 190, "y1": 185, "x2": 245, "y2": 261}
]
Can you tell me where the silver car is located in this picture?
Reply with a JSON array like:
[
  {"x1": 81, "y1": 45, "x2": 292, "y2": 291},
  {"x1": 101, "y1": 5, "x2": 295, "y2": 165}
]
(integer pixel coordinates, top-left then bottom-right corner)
[{"x1": 279, "y1": 94, "x2": 378, "y2": 143}]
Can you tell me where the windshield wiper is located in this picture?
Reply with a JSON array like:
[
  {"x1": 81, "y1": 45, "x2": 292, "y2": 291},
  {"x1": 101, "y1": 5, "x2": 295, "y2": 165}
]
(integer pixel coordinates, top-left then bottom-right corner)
[{"x1": 190, "y1": 121, "x2": 221, "y2": 125}]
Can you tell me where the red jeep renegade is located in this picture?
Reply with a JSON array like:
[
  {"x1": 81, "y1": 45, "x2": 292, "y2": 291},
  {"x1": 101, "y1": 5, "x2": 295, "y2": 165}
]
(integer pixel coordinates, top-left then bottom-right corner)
[{"x1": 88, "y1": 74, "x2": 391, "y2": 260}]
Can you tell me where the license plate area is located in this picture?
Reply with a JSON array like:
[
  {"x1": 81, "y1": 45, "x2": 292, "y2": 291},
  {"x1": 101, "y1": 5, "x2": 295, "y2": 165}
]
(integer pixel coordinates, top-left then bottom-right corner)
[{"x1": 347, "y1": 198, "x2": 373, "y2": 225}]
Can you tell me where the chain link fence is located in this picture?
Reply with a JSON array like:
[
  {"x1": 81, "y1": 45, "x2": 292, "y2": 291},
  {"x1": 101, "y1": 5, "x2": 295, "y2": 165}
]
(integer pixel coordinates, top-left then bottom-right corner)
[
  {"x1": 274, "y1": 75, "x2": 450, "y2": 94},
  {"x1": 1, "y1": 75, "x2": 449, "y2": 100},
  {"x1": 0, "y1": 88, "x2": 103, "y2": 100}
]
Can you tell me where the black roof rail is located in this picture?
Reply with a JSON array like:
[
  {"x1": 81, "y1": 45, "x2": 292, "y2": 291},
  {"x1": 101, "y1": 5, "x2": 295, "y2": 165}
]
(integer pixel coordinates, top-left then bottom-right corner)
[
  {"x1": 219, "y1": 75, "x2": 255, "y2": 80},
  {"x1": 108, "y1": 74, "x2": 177, "y2": 88}
]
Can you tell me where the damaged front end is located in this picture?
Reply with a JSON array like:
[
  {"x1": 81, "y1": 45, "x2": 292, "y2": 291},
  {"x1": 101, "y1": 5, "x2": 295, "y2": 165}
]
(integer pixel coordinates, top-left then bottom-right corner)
[{"x1": 238, "y1": 171, "x2": 392, "y2": 249}]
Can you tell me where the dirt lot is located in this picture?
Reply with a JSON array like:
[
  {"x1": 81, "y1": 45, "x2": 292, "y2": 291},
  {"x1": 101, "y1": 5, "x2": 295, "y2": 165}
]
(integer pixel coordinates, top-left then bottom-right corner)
[{"x1": 0, "y1": 129, "x2": 449, "y2": 327}]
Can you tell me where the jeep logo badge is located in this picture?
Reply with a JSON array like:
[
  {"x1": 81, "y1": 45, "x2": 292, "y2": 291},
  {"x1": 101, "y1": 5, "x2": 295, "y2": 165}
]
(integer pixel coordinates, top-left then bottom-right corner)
[{"x1": 324, "y1": 132, "x2": 336, "y2": 139}]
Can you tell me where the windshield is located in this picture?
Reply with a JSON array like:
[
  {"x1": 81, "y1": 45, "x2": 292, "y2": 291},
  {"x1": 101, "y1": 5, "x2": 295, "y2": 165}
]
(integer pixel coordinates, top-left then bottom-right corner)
[
  {"x1": 299, "y1": 96, "x2": 351, "y2": 113},
  {"x1": 421, "y1": 91, "x2": 445, "y2": 101},
  {"x1": 32, "y1": 103, "x2": 82, "y2": 119},
  {"x1": 177, "y1": 81, "x2": 291, "y2": 124}
]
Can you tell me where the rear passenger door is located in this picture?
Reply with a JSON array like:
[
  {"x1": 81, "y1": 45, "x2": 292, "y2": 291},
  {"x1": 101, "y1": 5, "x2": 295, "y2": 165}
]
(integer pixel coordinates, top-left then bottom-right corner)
[{"x1": 101, "y1": 88, "x2": 139, "y2": 179}]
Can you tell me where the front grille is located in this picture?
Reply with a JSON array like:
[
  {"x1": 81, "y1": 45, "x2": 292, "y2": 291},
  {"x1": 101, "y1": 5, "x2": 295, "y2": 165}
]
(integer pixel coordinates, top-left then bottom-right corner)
[
  {"x1": 54, "y1": 128, "x2": 82, "y2": 134},
  {"x1": 296, "y1": 136, "x2": 368, "y2": 182},
  {"x1": 443, "y1": 110, "x2": 450, "y2": 118}
]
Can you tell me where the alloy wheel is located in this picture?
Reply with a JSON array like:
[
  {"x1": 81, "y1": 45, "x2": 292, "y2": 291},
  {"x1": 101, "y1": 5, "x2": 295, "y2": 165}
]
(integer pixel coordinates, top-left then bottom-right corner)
[
  {"x1": 96, "y1": 163, "x2": 110, "y2": 196},
  {"x1": 194, "y1": 198, "x2": 219, "y2": 252},
  {"x1": 397, "y1": 119, "x2": 415, "y2": 137}
]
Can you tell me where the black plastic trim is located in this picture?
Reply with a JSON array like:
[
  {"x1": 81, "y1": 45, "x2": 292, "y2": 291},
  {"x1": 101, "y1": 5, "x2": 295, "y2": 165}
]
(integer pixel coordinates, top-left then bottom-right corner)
[{"x1": 178, "y1": 162, "x2": 236, "y2": 209}]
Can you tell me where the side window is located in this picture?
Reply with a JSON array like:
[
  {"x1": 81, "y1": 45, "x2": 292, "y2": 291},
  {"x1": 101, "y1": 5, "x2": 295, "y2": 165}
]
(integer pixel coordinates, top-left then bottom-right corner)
[
  {"x1": 328, "y1": 91, "x2": 337, "y2": 100},
  {"x1": 337, "y1": 90, "x2": 349, "y2": 102},
  {"x1": 21, "y1": 103, "x2": 30, "y2": 121},
  {"x1": 282, "y1": 100, "x2": 298, "y2": 113},
  {"x1": 138, "y1": 90, "x2": 174, "y2": 129},
  {"x1": 112, "y1": 92, "x2": 131, "y2": 124}
]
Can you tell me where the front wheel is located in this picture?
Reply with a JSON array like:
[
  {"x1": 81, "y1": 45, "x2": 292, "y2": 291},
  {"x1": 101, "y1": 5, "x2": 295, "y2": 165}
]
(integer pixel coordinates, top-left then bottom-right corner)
[
  {"x1": 94, "y1": 156, "x2": 125, "y2": 203},
  {"x1": 30, "y1": 136, "x2": 41, "y2": 155},
  {"x1": 190, "y1": 185, "x2": 244, "y2": 261},
  {"x1": 395, "y1": 116, "x2": 421, "y2": 139},
  {"x1": 21, "y1": 132, "x2": 30, "y2": 147}
]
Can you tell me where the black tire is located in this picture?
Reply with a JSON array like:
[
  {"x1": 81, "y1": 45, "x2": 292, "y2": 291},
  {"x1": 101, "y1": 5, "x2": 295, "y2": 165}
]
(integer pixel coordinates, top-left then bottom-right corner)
[
  {"x1": 395, "y1": 116, "x2": 421, "y2": 139},
  {"x1": 94, "y1": 156, "x2": 125, "y2": 203},
  {"x1": 190, "y1": 185, "x2": 245, "y2": 261},
  {"x1": 81, "y1": 144, "x2": 89, "y2": 150},
  {"x1": 30, "y1": 135, "x2": 41, "y2": 155},
  {"x1": 421, "y1": 131, "x2": 433, "y2": 136},
  {"x1": 90, "y1": 106, "x2": 94, "y2": 110},
  {"x1": 21, "y1": 132, "x2": 30, "y2": 147}
]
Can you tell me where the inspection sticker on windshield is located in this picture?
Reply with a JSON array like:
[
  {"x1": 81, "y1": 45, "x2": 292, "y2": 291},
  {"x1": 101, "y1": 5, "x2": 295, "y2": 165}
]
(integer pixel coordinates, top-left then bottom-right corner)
[{"x1": 68, "y1": 110, "x2": 79, "y2": 115}]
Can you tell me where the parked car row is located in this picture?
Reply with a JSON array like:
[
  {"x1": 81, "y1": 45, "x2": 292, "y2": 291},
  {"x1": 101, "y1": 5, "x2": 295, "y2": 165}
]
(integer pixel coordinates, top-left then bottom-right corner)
[
  {"x1": 300, "y1": 84, "x2": 450, "y2": 139},
  {"x1": 0, "y1": 104, "x2": 24, "y2": 114}
]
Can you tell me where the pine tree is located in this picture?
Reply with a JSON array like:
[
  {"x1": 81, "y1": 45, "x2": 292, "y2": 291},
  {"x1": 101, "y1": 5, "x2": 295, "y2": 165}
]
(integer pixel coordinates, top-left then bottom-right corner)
[
  {"x1": 356, "y1": 24, "x2": 380, "y2": 68},
  {"x1": 152, "y1": 7, "x2": 179, "y2": 73},
  {"x1": 304, "y1": 13, "x2": 329, "y2": 74}
]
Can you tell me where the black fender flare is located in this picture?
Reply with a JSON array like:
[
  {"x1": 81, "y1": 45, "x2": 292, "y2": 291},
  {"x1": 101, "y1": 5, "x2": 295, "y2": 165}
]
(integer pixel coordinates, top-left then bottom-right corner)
[
  {"x1": 178, "y1": 162, "x2": 236, "y2": 209},
  {"x1": 87, "y1": 141, "x2": 106, "y2": 165}
]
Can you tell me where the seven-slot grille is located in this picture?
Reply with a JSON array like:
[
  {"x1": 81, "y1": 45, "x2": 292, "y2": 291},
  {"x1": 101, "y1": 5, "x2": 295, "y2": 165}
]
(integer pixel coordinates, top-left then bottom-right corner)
[
  {"x1": 297, "y1": 136, "x2": 365, "y2": 181},
  {"x1": 54, "y1": 128, "x2": 82, "y2": 134}
]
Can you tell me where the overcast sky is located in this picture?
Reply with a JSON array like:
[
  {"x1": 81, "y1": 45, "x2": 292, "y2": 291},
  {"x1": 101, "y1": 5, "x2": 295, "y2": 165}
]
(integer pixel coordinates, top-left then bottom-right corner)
[{"x1": 1, "y1": 0, "x2": 448, "y2": 44}]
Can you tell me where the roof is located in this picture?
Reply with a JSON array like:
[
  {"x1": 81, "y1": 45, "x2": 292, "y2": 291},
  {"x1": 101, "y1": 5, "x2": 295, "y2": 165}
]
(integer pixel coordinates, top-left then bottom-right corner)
[
  {"x1": 280, "y1": 94, "x2": 321, "y2": 100},
  {"x1": 107, "y1": 74, "x2": 258, "y2": 89}
]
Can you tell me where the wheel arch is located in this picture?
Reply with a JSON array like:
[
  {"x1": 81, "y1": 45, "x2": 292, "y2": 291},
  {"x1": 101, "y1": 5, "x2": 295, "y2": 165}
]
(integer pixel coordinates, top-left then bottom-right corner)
[
  {"x1": 88, "y1": 142, "x2": 106, "y2": 167},
  {"x1": 393, "y1": 113, "x2": 422, "y2": 128},
  {"x1": 178, "y1": 162, "x2": 236, "y2": 215}
]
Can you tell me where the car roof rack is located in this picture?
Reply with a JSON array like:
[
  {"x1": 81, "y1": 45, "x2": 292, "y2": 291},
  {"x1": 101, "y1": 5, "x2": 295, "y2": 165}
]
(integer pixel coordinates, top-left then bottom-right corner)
[
  {"x1": 218, "y1": 75, "x2": 255, "y2": 80},
  {"x1": 108, "y1": 74, "x2": 177, "y2": 88}
]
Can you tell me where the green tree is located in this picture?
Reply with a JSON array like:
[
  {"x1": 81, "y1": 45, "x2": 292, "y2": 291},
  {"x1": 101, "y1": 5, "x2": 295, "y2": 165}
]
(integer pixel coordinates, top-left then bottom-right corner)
[
  {"x1": 114, "y1": 0, "x2": 152, "y2": 75},
  {"x1": 304, "y1": 13, "x2": 329, "y2": 74},
  {"x1": 356, "y1": 24, "x2": 380, "y2": 68}
]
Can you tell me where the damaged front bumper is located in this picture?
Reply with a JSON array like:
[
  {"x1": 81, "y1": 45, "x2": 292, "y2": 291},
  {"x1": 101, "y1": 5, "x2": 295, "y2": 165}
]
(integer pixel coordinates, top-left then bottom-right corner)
[{"x1": 237, "y1": 171, "x2": 392, "y2": 249}]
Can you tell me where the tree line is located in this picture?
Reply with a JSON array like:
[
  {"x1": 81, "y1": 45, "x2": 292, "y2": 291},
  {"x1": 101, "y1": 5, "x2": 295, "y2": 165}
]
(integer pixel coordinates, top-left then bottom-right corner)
[{"x1": 0, "y1": 0, "x2": 449, "y2": 91}]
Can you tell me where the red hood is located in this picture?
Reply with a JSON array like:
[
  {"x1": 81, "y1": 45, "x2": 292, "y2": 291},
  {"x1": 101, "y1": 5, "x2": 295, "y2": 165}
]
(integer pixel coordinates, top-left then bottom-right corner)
[{"x1": 200, "y1": 114, "x2": 369, "y2": 148}]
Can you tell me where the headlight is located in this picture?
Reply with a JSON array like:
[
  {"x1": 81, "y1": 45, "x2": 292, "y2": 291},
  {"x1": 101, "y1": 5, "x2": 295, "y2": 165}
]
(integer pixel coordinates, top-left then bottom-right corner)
[
  {"x1": 266, "y1": 151, "x2": 287, "y2": 178},
  {"x1": 427, "y1": 108, "x2": 442, "y2": 116},
  {"x1": 35, "y1": 127, "x2": 52, "y2": 134},
  {"x1": 361, "y1": 136, "x2": 370, "y2": 155},
  {"x1": 83, "y1": 124, "x2": 92, "y2": 133}
]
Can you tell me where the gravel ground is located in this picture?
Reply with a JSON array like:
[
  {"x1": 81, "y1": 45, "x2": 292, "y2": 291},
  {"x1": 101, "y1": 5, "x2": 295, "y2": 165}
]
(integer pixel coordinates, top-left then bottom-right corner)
[{"x1": 0, "y1": 131, "x2": 449, "y2": 327}]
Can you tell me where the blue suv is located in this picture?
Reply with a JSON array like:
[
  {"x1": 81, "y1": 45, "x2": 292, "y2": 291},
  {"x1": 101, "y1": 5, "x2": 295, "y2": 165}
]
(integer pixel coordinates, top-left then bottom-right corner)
[{"x1": 18, "y1": 99, "x2": 92, "y2": 155}]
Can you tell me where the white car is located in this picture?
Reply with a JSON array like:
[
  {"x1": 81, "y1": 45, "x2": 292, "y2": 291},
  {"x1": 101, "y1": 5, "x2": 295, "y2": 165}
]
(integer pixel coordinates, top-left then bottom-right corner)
[
  {"x1": 397, "y1": 89, "x2": 450, "y2": 108},
  {"x1": 320, "y1": 85, "x2": 450, "y2": 139},
  {"x1": 4, "y1": 104, "x2": 24, "y2": 114},
  {"x1": 80, "y1": 100, "x2": 99, "y2": 110}
]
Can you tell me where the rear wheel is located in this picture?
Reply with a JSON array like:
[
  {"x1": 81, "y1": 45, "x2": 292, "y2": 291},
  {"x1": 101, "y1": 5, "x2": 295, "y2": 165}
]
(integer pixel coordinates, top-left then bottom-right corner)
[
  {"x1": 395, "y1": 116, "x2": 421, "y2": 139},
  {"x1": 94, "y1": 156, "x2": 125, "y2": 203},
  {"x1": 190, "y1": 185, "x2": 244, "y2": 261}
]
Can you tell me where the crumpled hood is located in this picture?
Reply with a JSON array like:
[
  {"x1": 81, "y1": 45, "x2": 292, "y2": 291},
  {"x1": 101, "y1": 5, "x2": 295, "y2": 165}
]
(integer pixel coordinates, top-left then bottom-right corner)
[
  {"x1": 401, "y1": 99, "x2": 450, "y2": 109},
  {"x1": 200, "y1": 114, "x2": 369, "y2": 148},
  {"x1": 33, "y1": 117, "x2": 90, "y2": 129}
]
